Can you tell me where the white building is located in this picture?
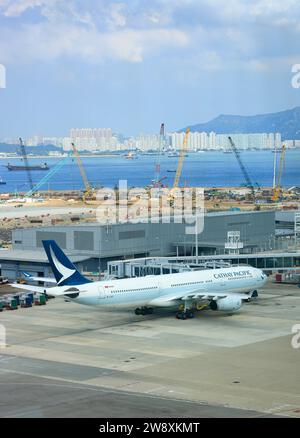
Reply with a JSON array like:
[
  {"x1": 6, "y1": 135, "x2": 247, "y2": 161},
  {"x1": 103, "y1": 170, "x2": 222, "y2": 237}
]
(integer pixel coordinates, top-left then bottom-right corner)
[
  {"x1": 169, "y1": 131, "x2": 217, "y2": 151},
  {"x1": 27, "y1": 136, "x2": 69, "y2": 148},
  {"x1": 68, "y1": 128, "x2": 115, "y2": 151},
  {"x1": 284, "y1": 139, "x2": 300, "y2": 148},
  {"x1": 27, "y1": 135, "x2": 43, "y2": 146},
  {"x1": 172, "y1": 132, "x2": 283, "y2": 151}
]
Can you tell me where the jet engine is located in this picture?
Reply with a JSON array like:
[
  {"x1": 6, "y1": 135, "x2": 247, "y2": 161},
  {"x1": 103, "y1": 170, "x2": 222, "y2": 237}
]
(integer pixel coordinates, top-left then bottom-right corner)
[
  {"x1": 209, "y1": 296, "x2": 242, "y2": 312},
  {"x1": 63, "y1": 287, "x2": 80, "y2": 299}
]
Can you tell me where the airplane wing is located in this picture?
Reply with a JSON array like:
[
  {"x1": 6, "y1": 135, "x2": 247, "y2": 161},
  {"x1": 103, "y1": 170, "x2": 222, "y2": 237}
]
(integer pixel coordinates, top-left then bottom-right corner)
[
  {"x1": 21, "y1": 272, "x2": 57, "y2": 284},
  {"x1": 10, "y1": 283, "x2": 79, "y2": 298},
  {"x1": 10, "y1": 283, "x2": 47, "y2": 294},
  {"x1": 25, "y1": 276, "x2": 56, "y2": 284},
  {"x1": 149, "y1": 288, "x2": 249, "y2": 307}
]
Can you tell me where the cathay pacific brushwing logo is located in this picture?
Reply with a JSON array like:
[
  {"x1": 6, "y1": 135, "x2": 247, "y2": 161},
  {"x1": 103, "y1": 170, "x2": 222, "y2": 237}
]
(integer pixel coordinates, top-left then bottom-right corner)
[{"x1": 50, "y1": 246, "x2": 76, "y2": 285}]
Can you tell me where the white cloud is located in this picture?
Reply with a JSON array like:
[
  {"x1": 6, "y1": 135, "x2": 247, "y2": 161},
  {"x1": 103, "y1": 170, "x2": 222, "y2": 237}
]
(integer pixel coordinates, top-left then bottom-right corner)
[
  {"x1": 1, "y1": 0, "x2": 299, "y2": 23},
  {"x1": 107, "y1": 2, "x2": 127, "y2": 29},
  {"x1": 249, "y1": 0, "x2": 298, "y2": 17},
  {"x1": 1, "y1": 0, "x2": 57, "y2": 17},
  {"x1": 147, "y1": 12, "x2": 161, "y2": 24},
  {"x1": 0, "y1": 0, "x2": 299, "y2": 69},
  {"x1": 197, "y1": 51, "x2": 223, "y2": 71},
  {"x1": 0, "y1": 21, "x2": 188, "y2": 64},
  {"x1": 246, "y1": 59, "x2": 269, "y2": 72}
]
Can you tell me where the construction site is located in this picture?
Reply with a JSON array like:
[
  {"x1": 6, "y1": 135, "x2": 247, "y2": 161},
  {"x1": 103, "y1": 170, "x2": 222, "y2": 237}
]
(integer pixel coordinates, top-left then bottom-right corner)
[
  {"x1": 0, "y1": 129, "x2": 298, "y2": 240},
  {"x1": 0, "y1": 128, "x2": 299, "y2": 419},
  {"x1": 0, "y1": 130, "x2": 298, "y2": 295}
]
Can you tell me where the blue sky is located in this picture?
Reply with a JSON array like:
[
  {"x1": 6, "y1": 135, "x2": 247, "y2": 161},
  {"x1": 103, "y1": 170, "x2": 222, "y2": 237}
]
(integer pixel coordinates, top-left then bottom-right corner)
[{"x1": 0, "y1": 0, "x2": 300, "y2": 137}]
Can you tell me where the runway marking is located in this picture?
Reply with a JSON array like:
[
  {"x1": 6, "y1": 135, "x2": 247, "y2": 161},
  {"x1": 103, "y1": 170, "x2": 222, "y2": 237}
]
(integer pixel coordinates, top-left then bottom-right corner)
[
  {"x1": 266, "y1": 403, "x2": 299, "y2": 413},
  {"x1": 168, "y1": 390, "x2": 185, "y2": 395},
  {"x1": 0, "y1": 365, "x2": 293, "y2": 418},
  {"x1": 145, "y1": 386, "x2": 166, "y2": 393},
  {"x1": 0, "y1": 365, "x2": 267, "y2": 418},
  {"x1": 0, "y1": 356, "x2": 14, "y2": 363},
  {"x1": 0, "y1": 367, "x2": 208, "y2": 406}
]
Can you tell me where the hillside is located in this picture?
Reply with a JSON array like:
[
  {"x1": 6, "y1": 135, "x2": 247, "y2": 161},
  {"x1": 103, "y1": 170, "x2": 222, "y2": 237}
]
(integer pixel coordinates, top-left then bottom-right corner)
[{"x1": 181, "y1": 107, "x2": 300, "y2": 139}]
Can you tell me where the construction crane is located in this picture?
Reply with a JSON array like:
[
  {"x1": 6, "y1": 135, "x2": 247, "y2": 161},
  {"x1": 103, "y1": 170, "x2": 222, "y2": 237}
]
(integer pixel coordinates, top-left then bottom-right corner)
[
  {"x1": 153, "y1": 123, "x2": 165, "y2": 188},
  {"x1": 71, "y1": 142, "x2": 93, "y2": 202},
  {"x1": 228, "y1": 136, "x2": 255, "y2": 200},
  {"x1": 150, "y1": 175, "x2": 167, "y2": 188},
  {"x1": 272, "y1": 144, "x2": 286, "y2": 202},
  {"x1": 19, "y1": 137, "x2": 34, "y2": 193},
  {"x1": 25, "y1": 153, "x2": 72, "y2": 198},
  {"x1": 173, "y1": 128, "x2": 190, "y2": 189}
]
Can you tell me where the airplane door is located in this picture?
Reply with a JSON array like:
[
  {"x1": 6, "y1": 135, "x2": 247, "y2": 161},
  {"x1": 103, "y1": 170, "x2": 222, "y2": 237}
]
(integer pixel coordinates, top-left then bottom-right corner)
[{"x1": 98, "y1": 285, "x2": 111, "y2": 300}]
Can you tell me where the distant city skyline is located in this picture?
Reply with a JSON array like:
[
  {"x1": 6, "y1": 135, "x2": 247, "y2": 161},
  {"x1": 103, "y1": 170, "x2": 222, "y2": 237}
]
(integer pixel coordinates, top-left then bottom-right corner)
[
  {"x1": 0, "y1": 1, "x2": 300, "y2": 137},
  {"x1": 1, "y1": 104, "x2": 300, "y2": 144},
  {"x1": 4, "y1": 129, "x2": 300, "y2": 153}
]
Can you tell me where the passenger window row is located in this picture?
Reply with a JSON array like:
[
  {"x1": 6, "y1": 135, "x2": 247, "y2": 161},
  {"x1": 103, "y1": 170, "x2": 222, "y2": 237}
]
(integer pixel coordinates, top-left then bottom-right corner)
[
  {"x1": 171, "y1": 281, "x2": 204, "y2": 287},
  {"x1": 113, "y1": 286, "x2": 158, "y2": 293}
]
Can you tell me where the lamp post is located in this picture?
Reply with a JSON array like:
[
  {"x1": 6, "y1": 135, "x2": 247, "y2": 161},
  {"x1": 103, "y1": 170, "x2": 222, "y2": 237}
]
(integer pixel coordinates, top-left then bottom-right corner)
[
  {"x1": 98, "y1": 231, "x2": 101, "y2": 281},
  {"x1": 195, "y1": 215, "x2": 199, "y2": 264}
]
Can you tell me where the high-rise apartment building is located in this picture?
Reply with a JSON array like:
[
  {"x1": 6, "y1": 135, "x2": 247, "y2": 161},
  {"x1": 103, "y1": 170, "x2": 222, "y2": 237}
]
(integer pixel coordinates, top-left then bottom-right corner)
[
  {"x1": 68, "y1": 128, "x2": 114, "y2": 151},
  {"x1": 168, "y1": 132, "x2": 282, "y2": 151}
]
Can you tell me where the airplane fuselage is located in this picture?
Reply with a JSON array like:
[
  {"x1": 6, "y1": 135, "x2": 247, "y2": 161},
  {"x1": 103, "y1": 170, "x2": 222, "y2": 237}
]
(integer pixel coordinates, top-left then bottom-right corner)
[{"x1": 53, "y1": 266, "x2": 267, "y2": 309}]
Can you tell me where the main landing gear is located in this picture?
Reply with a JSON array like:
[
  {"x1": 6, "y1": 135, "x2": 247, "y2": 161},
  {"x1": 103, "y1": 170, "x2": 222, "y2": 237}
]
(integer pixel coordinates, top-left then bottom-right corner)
[
  {"x1": 135, "y1": 307, "x2": 153, "y2": 316},
  {"x1": 176, "y1": 310, "x2": 194, "y2": 320},
  {"x1": 176, "y1": 301, "x2": 194, "y2": 320}
]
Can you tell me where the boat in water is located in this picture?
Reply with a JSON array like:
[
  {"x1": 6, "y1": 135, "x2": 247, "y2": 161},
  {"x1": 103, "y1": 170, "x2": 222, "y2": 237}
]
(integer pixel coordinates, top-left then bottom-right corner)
[
  {"x1": 124, "y1": 152, "x2": 138, "y2": 159},
  {"x1": 0, "y1": 177, "x2": 6, "y2": 185},
  {"x1": 167, "y1": 151, "x2": 180, "y2": 157},
  {"x1": 140, "y1": 151, "x2": 159, "y2": 156},
  {"x1": 6, "y1": 163, "x2": 49, "y2": 171}
]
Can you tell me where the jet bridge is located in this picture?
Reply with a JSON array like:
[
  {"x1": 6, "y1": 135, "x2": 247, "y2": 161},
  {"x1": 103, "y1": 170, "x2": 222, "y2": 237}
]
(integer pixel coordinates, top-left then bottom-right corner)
[
  {"x1": 107, "y1": 256, "x2": 231, "y2": 279},
  {"x1": 106, "y1": 251, "x2": 300, "y2": 279}
]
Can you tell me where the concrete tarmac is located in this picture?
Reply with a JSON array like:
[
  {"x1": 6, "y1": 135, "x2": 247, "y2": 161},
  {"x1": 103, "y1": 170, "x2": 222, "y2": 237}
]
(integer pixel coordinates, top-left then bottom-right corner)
[{"x1": 0, "y1": 281, "x2": 299, "y2": 418}]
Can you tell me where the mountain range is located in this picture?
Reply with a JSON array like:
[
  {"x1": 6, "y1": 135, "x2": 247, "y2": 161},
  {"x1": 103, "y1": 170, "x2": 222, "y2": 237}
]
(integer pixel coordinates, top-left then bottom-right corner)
[
  {"x1": 0, "y1": 143, "x2": 62, "y2": 154},
  {"x1": 181, "y1": 107, "x2": 300, "y2": 139}
]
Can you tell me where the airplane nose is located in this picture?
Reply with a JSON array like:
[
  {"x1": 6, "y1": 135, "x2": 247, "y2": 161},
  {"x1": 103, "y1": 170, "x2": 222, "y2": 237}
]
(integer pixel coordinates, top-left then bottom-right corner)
[{"x1": 256, "y1": 268, "x2": 267, "y2": 281}]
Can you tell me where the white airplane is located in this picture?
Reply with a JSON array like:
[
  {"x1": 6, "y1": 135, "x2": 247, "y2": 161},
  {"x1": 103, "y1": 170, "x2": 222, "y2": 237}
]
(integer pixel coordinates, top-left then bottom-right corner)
[
  {"x1": 13, "y1": 240, "x2": 268, "y2": 319},
  {"x1": 21, "y1": 271, "x2": 56, "y2": 284}
]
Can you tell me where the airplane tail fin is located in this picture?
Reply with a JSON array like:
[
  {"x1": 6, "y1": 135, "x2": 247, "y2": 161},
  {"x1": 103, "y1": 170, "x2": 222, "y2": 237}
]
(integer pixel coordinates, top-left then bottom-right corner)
[
  {"x1": 42, "y1": 240, "x2": 92, "y2": 286},
  {"x1": 22, "y1": 271, "x2": 32, "y2": 278}
]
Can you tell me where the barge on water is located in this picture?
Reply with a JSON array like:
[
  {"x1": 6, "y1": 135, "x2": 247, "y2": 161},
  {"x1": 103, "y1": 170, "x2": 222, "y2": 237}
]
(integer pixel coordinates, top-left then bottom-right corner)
[{"x1": 6, "y1": 163, "x2": 49, "y2": 171}]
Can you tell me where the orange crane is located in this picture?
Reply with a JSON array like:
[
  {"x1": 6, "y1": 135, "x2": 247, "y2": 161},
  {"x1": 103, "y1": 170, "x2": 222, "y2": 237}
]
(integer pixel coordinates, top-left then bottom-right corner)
[
  {"x1": 272, "y1": 144, "x2": 286, "y2": 202},
  {"x1": 173, "y1": 128, "x2": 190, "y2": 188},
  {"x1": 71, "y1": 142, "x2": 93, "y2": 202}
]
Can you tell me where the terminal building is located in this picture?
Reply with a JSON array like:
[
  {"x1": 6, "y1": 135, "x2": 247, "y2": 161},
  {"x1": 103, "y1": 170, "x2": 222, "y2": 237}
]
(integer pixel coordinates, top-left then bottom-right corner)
[{"x1": 0, "y1": 210, "x2": 277, "y2": 281}]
